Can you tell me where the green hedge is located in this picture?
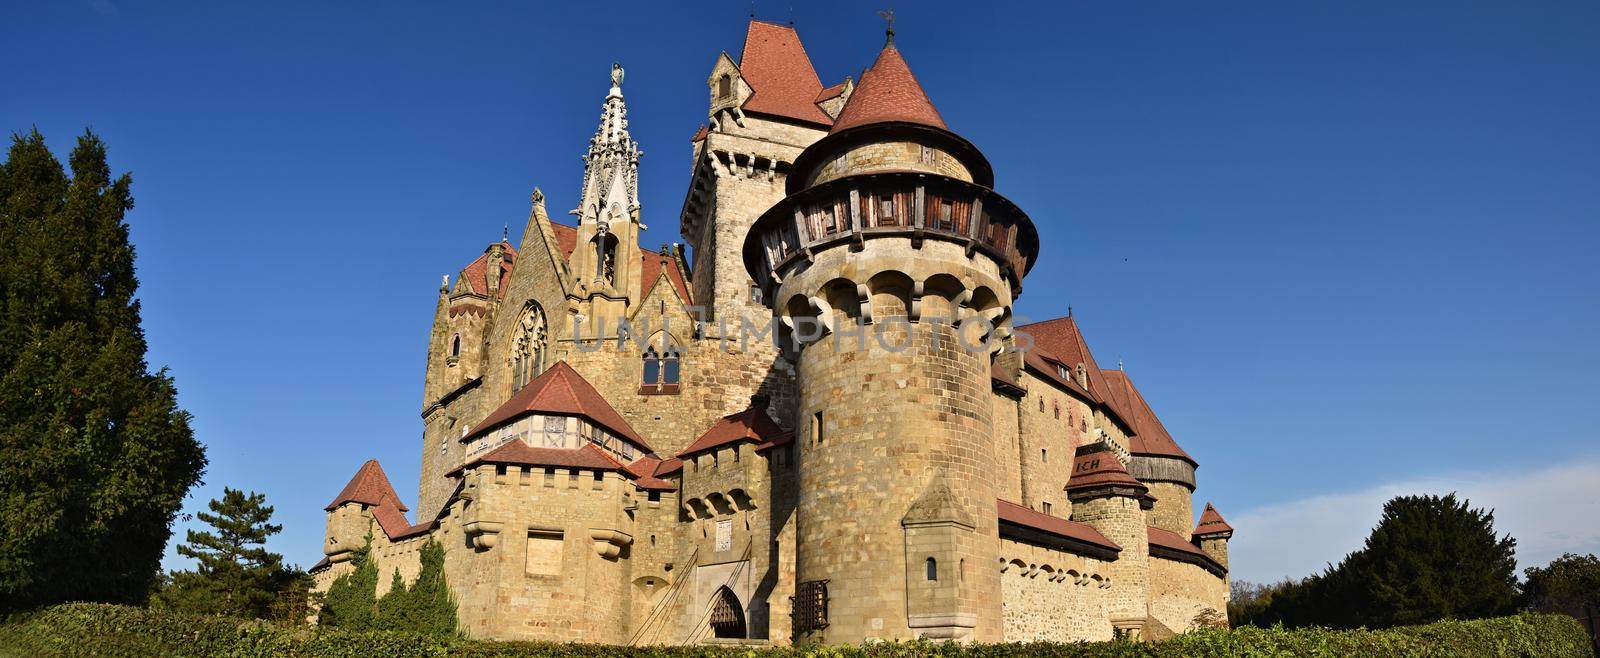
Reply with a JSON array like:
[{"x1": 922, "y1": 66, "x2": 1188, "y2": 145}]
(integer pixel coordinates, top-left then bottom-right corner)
[{"x1": 0, "y1": 603, "x2": 1591, "y2": 658}]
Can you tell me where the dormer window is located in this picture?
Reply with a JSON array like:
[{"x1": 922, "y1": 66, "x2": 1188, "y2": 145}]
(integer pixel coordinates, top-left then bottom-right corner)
[{"x1": 718, "y1": 74, "x2": 732, "y2": 99}]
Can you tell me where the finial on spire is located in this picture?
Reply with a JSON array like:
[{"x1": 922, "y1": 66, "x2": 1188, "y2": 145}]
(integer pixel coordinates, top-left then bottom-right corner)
[
  {"x1": 749, "y1": 0, "x2": 755, "y2": 18},
  {"x1": 877, "y1": 8, "x2": 895, "y2": 44},
  {"x1": 1118, "y1": 357, "x2": 1124, "y2": 371},
  {"x1": 609, "y1": 62, "x2": 625, "y2": 97},
  {"x1": 502, "y1": 224, "x2": 509, "y2": 241},
  {"x1": 1067, "y1": 304, "x2": 1073, "y2": 317}
]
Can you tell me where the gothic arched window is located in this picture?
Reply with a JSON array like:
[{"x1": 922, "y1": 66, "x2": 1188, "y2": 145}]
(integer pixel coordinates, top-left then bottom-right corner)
[
  {"x1": 450, "y1": 333, "x2": 461, "y2": 358},
  {"x1": 641, "y1": 332, "x2": 682, "y2": 389},
  {"x1": 511, "y1": 303, "x2": 548, "y2": 391},
  {"x1": 642, "y1": 347, "x2": 660, "y2": 386}
]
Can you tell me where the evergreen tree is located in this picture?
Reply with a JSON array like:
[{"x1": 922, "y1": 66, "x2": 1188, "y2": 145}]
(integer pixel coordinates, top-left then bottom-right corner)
[
  {"x1": 154, "y1": 488, "x2": 297, "y2": 619},
  {"x1": 0, "y1": 129, "x2": 207, "y2": 612},
  {"x1": 318, "y1": 533, "x2": 377, "y2": 630},
  {"x1": 404, "y1": 539, "x2": 458, "y2": 636},
  {"x1": 1524, "y1": 553, "x2": 1600, "y2": 617},
  {"x1": 370, "y1": 539, "x2": 457, "y2": 635},
  {"x1": 1251, "y1": 493, "x2": 1519, "y2": 629}
]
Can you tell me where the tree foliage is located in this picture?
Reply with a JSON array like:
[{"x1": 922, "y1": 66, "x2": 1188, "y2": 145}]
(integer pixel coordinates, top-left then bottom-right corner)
[
  {"x1": 1242, "y1": 493, "x2": 1520, "y2": 629},
  {"x1": 152, "y1": 488, "x2": 308, "y2": 619},
  {"x1": 0, "y1": 129, "x2": 207, "y2": 612},
  {"x1": 326, "y1": 536, "x2": 457, "y2": 636},
  {"x1": 319, "y1": 533, "x2": 378, "y2": 630},
  {"x1": 1524, "y1": 553, "x2": 1600, "y2": 616}
]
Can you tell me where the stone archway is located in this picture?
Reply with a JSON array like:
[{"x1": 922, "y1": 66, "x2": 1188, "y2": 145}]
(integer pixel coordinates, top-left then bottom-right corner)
[{"x1": 709, "y1": 585, "x2": 746, "y2": 639}]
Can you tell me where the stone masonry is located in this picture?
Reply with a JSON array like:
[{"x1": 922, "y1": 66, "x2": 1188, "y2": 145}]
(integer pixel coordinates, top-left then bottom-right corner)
[{"x1": 311, "y1": 19, "x2": 1235, "y2": 646}]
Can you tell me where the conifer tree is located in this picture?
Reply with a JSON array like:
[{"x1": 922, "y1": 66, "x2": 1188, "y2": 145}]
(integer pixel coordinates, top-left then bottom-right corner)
[
  {"x1": 405, "y1": 539, "x2": 458, "y2": 636},
  {"x1": 155, "y1": 488, "x2": 298, "y2": 619},
  {"x1": 1251, "y1": 493, "x2": 1519, "y2": 629},
  {"x1": 318, "y1": 533, "x2": 377, "y2": 630},
  {"x1": 0, "y1": 129, "x2": 207, "y2": 611}
]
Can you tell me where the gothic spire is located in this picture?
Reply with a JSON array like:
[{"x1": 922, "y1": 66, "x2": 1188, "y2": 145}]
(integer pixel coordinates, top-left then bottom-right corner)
[{"x1": 575, "y1": 62, "x2": 641, "y2": 224}]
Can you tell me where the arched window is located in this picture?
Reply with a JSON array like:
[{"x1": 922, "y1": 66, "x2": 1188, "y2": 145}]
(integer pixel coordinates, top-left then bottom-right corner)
[
  {"x1": 593, "y1": 233, "x2": 618, "y2": 286},
  {"x1": 511, "y1": 303, "x2": 547, "y2": 391},
  {"x1": 450, "y1": 334, "x2": 461, "y2": 358},
  {"x1": 925, "y1": 557, "x2": 938, "y2": 581},
  {"x1": 642, "y1": 347, "x2": 660, "y2": 385},
  {"x1": 642, "y1": 332, "x2": 682, "y2": 388},
  {"x1": 718, "y1": 74, "x2": 732, "y2": 99}
]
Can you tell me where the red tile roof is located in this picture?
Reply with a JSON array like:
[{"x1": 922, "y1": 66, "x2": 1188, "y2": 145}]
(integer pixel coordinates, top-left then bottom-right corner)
[
  {"x1": 690, "y1": 124, "x2": 709, "y2": 143},
  {"x1": 325, "y1": 460, "x2": 408, "y2": 512},
  {"x1": 625, "y1": 455, "x2": 678, "y2": 491},
  {"x1": 829, "y1": 43, "x2": 946, "y2": 134},
  {"x1": 1193, "y1": 502, "x2": 1234, "y2": 537},
  {"x1": 1018, "y1": 316, "x2": 1113, "y2": 397},
  {"x1": 550, "y1": 222, "x2": 579, "y2": 259},
  {"x1": 641, "y1": 249, "x2": 693, "y2": 304},
  {"x1": 466, "y1": 361, "x2": 650, "y2": 449},
  {"x1": 655, "y1": 457, "x2": 683, "y2": 477},
  {"x1": 738, "y1": 20, "x2": 834, "y2": 126},
  {"x1": 1148, "y1": 525, "x2": 1226, "y2": 574},
  {"x1": 1022, "y1": 344, "x2": 1096, "y2": 401},
  {"x1": 457, "y1": 241, "x2": 517, "y2": 298},
  {"x1": 325, "y1": 460, "x2": 430, "y2": 541},
  {"x1": 548, "y1": 223, "x2": 691, "y2": 303},
  {"x1": 996, "y1": 499, "x2": 1121, "y2": 552},
  {"x1": 1065, "y1": 450, "x2": 1147, "y2": 493},
  {"x1": 677, "y1": 403, "x2": 789, "y2": 458},
  {"x1": 449, "y1": 441, "x2": 624, "y2": 477},
  {"x1": 1100, "y1": 369, "x2": 1193, "y2": 464},
  {"x1": 815, "y1": 81, "x2": 848, "y2": 103}
]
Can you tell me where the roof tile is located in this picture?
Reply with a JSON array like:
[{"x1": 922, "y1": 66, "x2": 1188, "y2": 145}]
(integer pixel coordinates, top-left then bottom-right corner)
[
  {"x1": 996, "y1": 499, "x2": 1121, "y2": 552},
  {"x1": 466, "y1": 361, "x2": 649, "y2": 449},
  {"x1": 829, "y1": 43, "x2": 946, "y2": 134},
  {"x1": 738, "y1": 21, "x2": 834, "y2": 126}
]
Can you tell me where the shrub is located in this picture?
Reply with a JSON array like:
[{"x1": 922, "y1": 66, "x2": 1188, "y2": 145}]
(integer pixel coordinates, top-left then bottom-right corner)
[{"x1": 1, "y1": 603, "x2": 1592, "y2": 658}]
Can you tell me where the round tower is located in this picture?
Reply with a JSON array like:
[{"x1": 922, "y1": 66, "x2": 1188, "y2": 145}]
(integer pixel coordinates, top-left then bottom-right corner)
[{"x1": 742, "y1": 38, "x2": 1038, "y2": 644}]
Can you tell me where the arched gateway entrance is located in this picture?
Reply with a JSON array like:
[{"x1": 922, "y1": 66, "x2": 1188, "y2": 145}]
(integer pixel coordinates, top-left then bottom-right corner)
[{"x1": 709, "y1": 585, "x2": 747, "y2": 639}]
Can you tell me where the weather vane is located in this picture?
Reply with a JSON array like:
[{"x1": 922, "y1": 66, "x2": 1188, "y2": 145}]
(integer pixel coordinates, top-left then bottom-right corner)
[{"x1": 877, "y1": 8, "x2": 895, "y2": 43}]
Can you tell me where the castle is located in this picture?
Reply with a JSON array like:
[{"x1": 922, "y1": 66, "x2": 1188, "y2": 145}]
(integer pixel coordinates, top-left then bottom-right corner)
[{"x1": 310, "y1": 20, "x2": 1235, "y2": 645}]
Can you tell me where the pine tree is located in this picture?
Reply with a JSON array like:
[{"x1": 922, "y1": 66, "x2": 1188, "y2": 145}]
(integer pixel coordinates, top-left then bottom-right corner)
[
  {"x1": 0, "y1": 129, "x2": 207, "y2": 612},
  {"x1": 154, "y1": 488, "x2": 295, "y2": 619},
  {"x1": 319, "y1": 533, "x2": 378, "y2": 630}
]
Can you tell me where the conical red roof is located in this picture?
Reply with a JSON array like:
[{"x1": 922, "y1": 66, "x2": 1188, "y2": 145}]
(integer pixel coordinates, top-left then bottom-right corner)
[
  {"x1": 829, "y1": 43, "x2": 946, "y2": 134},
  {"x1": 325, "y1": 459, "x2": 407, "y2": 512},
  {"x1": 466, "y1": 361, "x2": 649, "y2": 449},
  {"x1": 1194, "y1": 502, "x2": 1234, "y2": 536}
]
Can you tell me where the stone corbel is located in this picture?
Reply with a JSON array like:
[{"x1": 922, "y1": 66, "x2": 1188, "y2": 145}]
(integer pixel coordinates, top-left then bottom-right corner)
[
  {"x1": 462, "y1": 521, "x2": 504, "y2": 550},
  {"x1": 909, "y1": 281, "x2": 924, "y2": 323},
  {"x1": 588, "y1": 528, "x2": 634, "y2": 559}
]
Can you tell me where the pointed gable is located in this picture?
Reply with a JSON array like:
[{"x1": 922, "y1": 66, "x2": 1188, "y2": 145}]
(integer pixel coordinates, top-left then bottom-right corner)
[
  {"x1": 829, "y1": 43, "x2": 947, "y2": 134},
  {"x1": 1194, "y1": 503, "x2": 1234, "y2": 537},
  {"x1": 640, "y1": 248, "x2": 693, "y2": 304},
  {"x1": 738, "y1": 20, "x2": 834, "y2": 126},
  {"x1": 325, "y1": 459, "x2": 408, "y2": 512},
  {"x1": 466, "y1": 361, "x2": 649, "y2": 449},
  {"x1": 1100, "y1": 369, "x2": 1194, "y2": 464}
]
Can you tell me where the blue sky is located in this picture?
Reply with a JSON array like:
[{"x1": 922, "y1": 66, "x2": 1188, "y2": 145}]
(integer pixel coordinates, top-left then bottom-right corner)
[{"x1": 4, "y1": 1, "x2": 1597, "y2": 584}]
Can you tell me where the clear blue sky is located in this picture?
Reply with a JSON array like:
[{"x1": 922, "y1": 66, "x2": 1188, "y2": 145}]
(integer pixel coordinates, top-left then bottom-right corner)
[{"x1": 4, "y1": 1, "x2": 1597, "y2": 583}]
